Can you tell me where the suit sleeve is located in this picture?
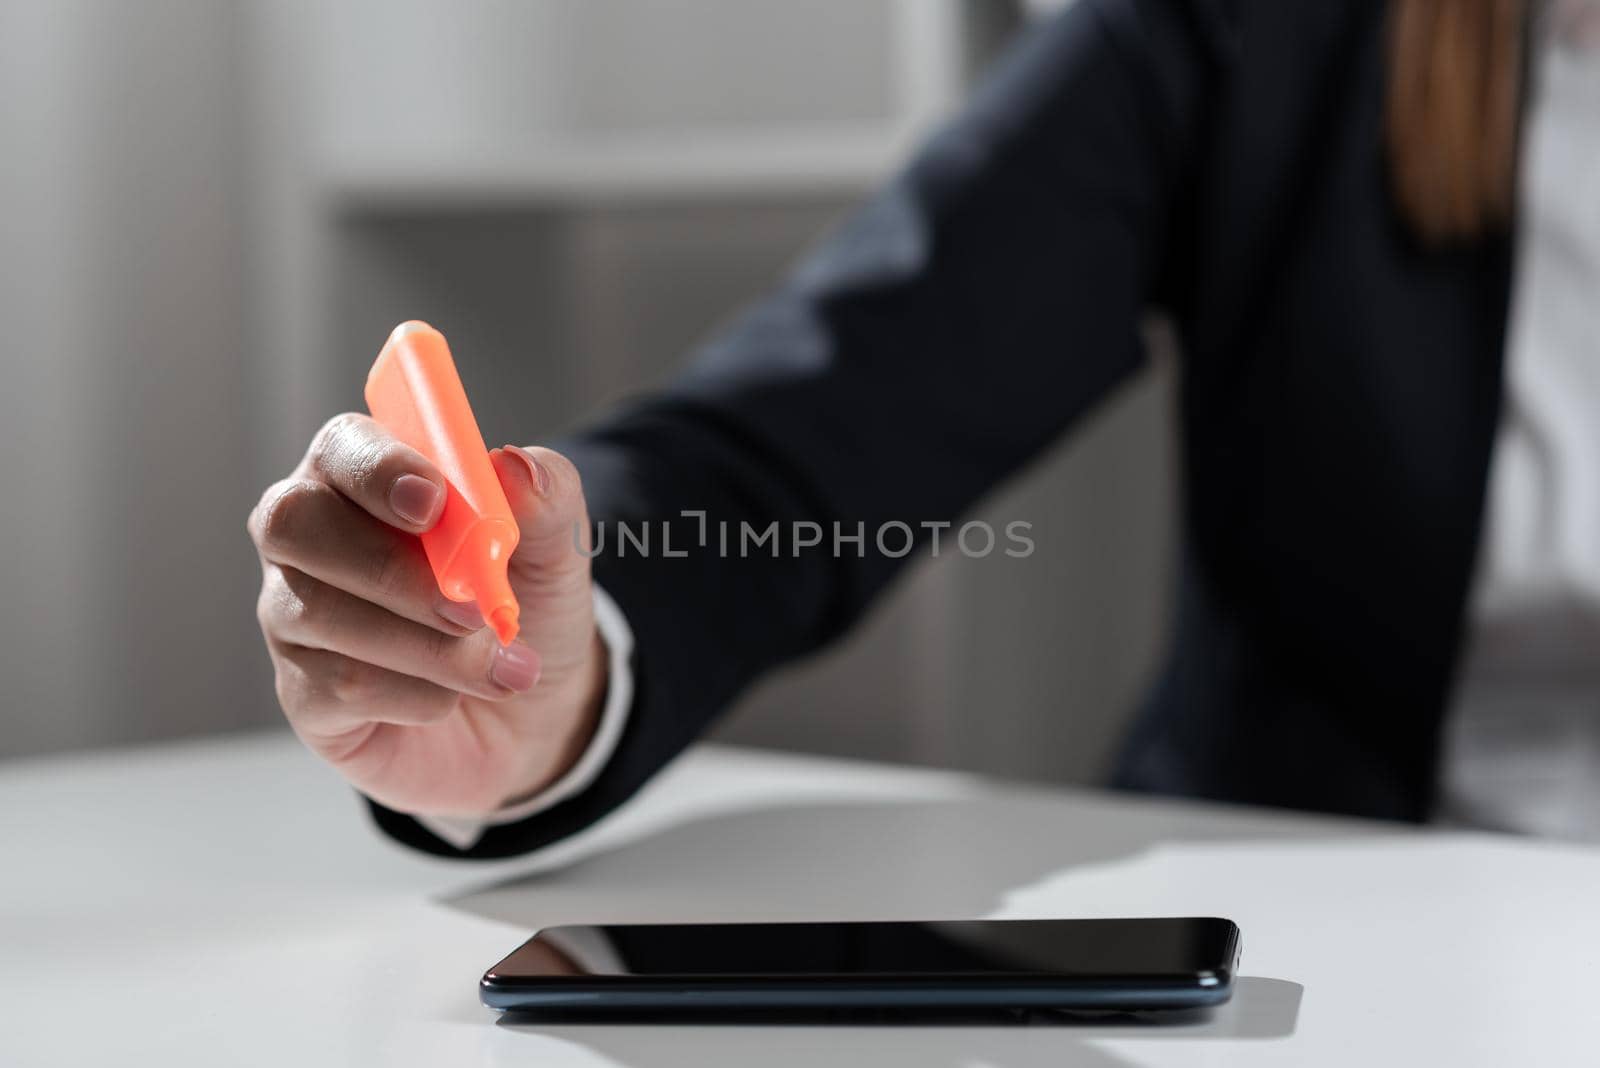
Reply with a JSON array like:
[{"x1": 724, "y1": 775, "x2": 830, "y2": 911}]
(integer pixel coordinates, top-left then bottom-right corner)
[{"x1": 370, "y1": 0, "x2": 1226, "y2": 858}]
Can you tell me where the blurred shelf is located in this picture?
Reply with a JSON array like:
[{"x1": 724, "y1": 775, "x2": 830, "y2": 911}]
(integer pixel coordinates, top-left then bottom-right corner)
[{"x1": 321, "y1": 125, "x2": 914, "y2": 212}]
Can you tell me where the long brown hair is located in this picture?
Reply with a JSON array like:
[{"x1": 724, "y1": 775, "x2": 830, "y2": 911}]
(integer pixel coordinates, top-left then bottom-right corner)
[{"x1": 1386, "y1": 0, "x2": 1527, "y2": 243}]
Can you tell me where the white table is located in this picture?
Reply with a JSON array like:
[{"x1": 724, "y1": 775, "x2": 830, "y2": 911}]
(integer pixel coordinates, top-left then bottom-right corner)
[{"x1": 2, "y1": 731, "x2": 1596, "y2": 1066}]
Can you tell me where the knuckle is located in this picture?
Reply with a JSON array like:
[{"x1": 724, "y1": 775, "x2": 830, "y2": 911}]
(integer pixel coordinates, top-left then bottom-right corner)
[
  {"x1": 273, "y1": 567, "x2": 335, "y2": 637},
  {"x1": 325, "y1": 656, "x2": 372, "y2": 706},
  {"x1": 257, "y1": 567, "x2": 300, "y2": 633},
  {"x1": 297, "y1": 580, "x2": 340, "y2": 636},
  {"x1": 272, "y1": 667, "x2": 299, "y2": 715},
  {"x1": 251, "y1": 479, "x2": 326, "y2": 556},
  {"x1": 248, "y1": 480, "x2": 288, "y2": 548},
  {"x1": 309, "y1": 412, "x2": 362, "y2": 467},
  {"x1": 345, "y1": 436, "x2": 398, "y2": 498},
  {"x1": 255, "y1": 581, "x2": 278, "y2": 633},
  {"x1": 310, "y1": 413, "x2": 408, "y2": 499},
  {"x1": 272, "y1": 651, "x2": 316, "y2": 716}
]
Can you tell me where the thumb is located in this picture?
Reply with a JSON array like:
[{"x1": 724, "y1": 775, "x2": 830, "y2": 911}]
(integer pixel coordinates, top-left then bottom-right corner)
[{"x1": 490, "y1": 445, "x2": 592, "y2": 581}]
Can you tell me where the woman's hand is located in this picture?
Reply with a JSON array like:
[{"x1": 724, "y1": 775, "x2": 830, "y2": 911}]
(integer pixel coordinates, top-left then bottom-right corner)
[{"x1": 248, "y1": 413, "x2": 605, "y2": 817}]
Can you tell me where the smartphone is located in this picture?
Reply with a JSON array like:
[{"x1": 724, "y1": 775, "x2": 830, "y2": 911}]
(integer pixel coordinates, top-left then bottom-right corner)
[{"x1": 481, "y1": 917, "x2": 1240, "y2": 1020}]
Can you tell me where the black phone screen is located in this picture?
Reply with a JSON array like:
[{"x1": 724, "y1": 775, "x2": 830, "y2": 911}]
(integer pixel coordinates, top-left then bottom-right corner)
[{"x1": 480, "y1": 920, "x2": 1241, "y2": 1016}]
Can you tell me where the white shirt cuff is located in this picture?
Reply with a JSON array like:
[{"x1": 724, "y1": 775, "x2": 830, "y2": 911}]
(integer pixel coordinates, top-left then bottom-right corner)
[{"x1": 414, "y1": 583, "x2": 635, "y2": 851}]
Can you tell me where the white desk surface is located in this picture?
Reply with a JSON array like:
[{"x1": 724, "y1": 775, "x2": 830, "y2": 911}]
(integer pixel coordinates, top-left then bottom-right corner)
[{"x1": 2, "y1": 731, "x2": 1597, "y2": 1066}]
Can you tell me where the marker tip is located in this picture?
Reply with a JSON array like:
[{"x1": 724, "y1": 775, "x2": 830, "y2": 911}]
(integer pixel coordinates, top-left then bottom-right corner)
[{"x1": 488, "y1": 605, "x2": 519, "y2": 646}]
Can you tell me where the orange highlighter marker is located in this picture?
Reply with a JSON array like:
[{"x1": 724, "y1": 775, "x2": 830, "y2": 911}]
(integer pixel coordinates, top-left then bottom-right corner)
[{"x1": 365, "y1": 321, "x2": 520, "y2": 645}]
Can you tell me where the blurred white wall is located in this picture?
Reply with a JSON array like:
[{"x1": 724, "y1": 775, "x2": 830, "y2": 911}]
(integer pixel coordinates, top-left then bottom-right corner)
[
  {"x1": 1, "y1": 0, "x2": 1173, "y2": 789},
  {"x1": 1, "y1": 0, "x2": 265, "y2": 753}
]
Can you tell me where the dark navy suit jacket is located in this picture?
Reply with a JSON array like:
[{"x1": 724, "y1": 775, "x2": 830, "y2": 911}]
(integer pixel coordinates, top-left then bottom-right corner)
[{"x1": 374, "y1": 0, "x2": 1516, "y2": 857}]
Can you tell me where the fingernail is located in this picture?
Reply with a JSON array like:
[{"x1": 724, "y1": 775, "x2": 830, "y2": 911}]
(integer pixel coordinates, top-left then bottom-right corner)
[
  {"x1": 437, "y1": 598, "x2": 485, "y2": 631},
  {"x1": 506, "y1": 446, "x2": 551, "y2": 497},
  {"x1": 391, "y1": 474, "x2": 443, "y2": 526},
  {"x1": 491, "y1": 642, "x2": 541, "y2": 693}
]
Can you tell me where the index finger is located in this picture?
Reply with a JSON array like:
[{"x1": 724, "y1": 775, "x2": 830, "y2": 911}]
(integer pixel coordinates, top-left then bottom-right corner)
[{"x1": 299, "y1": 412, "x2": 446, "y2": 533}]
